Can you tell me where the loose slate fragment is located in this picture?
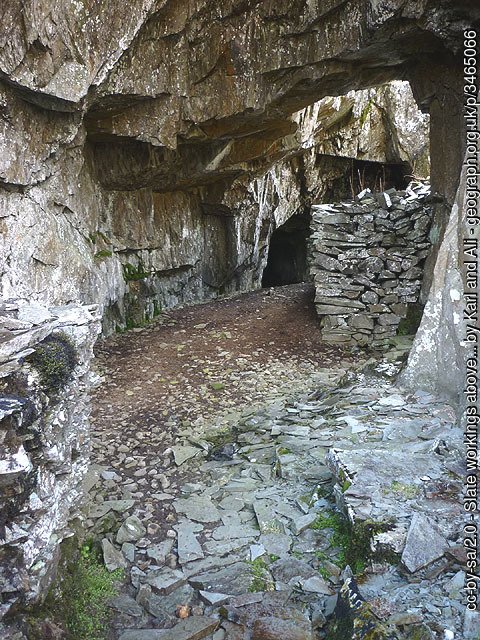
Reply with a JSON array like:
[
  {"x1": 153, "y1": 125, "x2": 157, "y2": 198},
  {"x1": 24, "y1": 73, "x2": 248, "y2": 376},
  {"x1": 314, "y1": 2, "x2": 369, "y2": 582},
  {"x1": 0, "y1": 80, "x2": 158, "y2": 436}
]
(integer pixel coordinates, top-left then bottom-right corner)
[
  {"x1": 253, "y1": 500, "x2": 284, "y2": 534},
  {"x1": 118, "y1": 617, "x2": 219, "y2": 640},
  {"x1": 102, "y1": 538, "x2": 128, "y2": 572},
  {"x1": 401, "y1": 513, "x2": 448, "y2": 572},
  {"x1": 116, "y1": 515, "x2": 146, "y2": 544},
  {"x1": 172, "y1": 445, "x2": 202, "y2": 466},
  {"x1": 108, "y1": 594, "x2": 144, "y2": 617},
  {"x1": 174, "y1": 520, "x2": 205, "y2": 565},
  {"x1": 144, "y1": 567, "x2": 186, "y2": 595},
  {"x1": 146, "y1": 539, "x2": 174, "y2": 564},
  {"x1": 174, "y1": 494, "x2": 220, "y2": 523}
]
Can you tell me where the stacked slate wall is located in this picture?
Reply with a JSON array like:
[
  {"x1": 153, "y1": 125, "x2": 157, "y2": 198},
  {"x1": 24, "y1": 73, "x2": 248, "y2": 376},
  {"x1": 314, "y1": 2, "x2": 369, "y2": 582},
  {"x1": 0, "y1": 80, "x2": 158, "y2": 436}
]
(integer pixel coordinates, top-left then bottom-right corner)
[
  {"x1": 310, "y1": 183, "x2": 432, "y2": 346},
  {"x1": 0, "y1": 301, "x2": 100, "y2": 623}
]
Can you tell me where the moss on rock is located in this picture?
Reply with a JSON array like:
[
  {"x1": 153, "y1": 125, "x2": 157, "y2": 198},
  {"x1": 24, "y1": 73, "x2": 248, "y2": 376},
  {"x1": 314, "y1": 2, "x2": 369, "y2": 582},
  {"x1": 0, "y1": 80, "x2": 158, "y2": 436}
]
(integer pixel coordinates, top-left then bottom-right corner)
[{"x1": 27, "y1": 333, "x2": 78, "y2": 394}]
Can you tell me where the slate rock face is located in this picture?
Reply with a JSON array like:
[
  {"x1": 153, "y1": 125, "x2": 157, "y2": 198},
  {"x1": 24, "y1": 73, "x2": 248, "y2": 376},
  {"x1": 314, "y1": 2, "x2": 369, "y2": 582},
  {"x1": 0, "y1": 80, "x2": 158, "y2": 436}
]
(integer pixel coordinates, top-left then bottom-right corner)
[
  {"x1": 0, "y1": 0, "x2": 470, "y2": 338},
  {"x1": 400, "y1": 162, "x2": 471, "y2": 405},
  {"x1": 401, "y1": 514, "x2": 448, "y2": 573},
  {"x1": 0, "y1": 1, "x2": 475, "y2": 632},
  {"x1": 0, "y1": 301, "x2": 101, "y2": 620}
]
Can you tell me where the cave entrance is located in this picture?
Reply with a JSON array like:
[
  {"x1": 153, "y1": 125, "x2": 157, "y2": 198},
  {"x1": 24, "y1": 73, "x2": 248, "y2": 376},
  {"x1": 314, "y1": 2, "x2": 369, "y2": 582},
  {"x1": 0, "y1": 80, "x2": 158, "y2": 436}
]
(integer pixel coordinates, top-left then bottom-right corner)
[{"x1": 262, "y1": 212, "x2": 310, "y2": 288}]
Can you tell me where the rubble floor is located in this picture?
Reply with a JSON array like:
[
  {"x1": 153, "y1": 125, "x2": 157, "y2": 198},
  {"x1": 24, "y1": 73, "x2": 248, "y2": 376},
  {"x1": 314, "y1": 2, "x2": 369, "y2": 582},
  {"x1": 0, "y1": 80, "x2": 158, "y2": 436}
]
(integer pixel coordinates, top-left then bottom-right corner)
[{"x1": 87, "y1": 283, "x2": 472, "y2": 640}]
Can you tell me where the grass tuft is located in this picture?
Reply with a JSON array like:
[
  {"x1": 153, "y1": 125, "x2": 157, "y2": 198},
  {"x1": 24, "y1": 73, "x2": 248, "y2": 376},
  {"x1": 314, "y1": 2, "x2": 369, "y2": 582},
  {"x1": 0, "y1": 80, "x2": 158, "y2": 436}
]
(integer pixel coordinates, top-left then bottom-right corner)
[{"x1": 31, "y1": 541, "x2": 124, "y2": 640}]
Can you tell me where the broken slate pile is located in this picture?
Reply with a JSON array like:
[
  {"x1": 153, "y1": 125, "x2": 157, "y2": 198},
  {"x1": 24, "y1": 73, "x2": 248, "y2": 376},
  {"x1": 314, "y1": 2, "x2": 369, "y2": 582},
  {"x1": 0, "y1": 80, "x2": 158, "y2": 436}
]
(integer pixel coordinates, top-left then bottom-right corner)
[
  {"x1": 310, "y1": 181, "x2": 432, "y2": 346},
  {"x1": 0, "y1": 300, "x2": 101, "y2": 626},
  {"x1": 84, "y1": 352, "x2": 474, "y2": 639}
]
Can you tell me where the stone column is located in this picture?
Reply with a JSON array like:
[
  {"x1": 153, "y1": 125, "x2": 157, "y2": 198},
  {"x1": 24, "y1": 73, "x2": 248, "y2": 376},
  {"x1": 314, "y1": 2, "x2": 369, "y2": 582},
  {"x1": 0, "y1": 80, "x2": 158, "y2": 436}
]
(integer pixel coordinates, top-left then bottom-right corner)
[
  {"x1": 399, "y1": 162, "x2": 469, "y2": 406},
  {"x1": 409, "y1": 60, "x2": 465, "y2": 301}
]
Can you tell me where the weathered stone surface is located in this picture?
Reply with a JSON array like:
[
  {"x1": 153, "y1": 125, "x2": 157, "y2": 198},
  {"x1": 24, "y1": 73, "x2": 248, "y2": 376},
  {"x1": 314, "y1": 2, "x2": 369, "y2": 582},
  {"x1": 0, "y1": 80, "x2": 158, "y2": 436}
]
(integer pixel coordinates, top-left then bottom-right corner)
[
  {"x1": 400, "y1": 163, "x2": 471, "y2": 404},
  {"x1": 251, "y1": 617, "x2": 312, "y2": 640},
  {"x1": 108, "y1": 594, "x2": 144, "y2": 617},
  {"x1": 143, "y1": 567, "x2": 186, "y2": 595},
  {"x1": 136, "y1": 583, "x2": 195, "y2": 623},
  {"x1": 188, "y1": 562, "x2": 254, "y2": 596},
  {"x1": 174, "y1": 520, "x2": 205, "y2": 565},
  {"x1": 258, "y1": 533, "x2": 292, "y2": 558},
  {"x1": 0, "y1": 302, "x2": 101, "y2": 620},
  {"x1": 174, "y1": 495, "x2": 220, "y2": 523},
  {"x1": 117, "y1": 516, "x2": 147, "y2": 544},
  {"x1": 172, "y1": 446, "x2": 202, "y2": 466},
  {"x1": 119, "y1": 617, "x2": 219, "y2": 640},
  {"x1": 401, "y1": 514, "x2": 448, "y2": 573},
  {"x1": 102, "y1": 538, "x2": 128, "y2": 572},
  {"x1": 146, "y1": 540, "x2": 174, "y2": 564},
  {"x1": 0, "y1": 1, "x2": 475, "y2": 633}
]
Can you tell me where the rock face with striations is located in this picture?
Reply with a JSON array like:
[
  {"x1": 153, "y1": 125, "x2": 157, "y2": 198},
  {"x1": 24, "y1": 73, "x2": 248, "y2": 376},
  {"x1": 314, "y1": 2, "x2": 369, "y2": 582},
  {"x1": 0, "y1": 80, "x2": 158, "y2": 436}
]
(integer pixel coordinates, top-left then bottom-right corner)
[
  {"x1": 0, "y1": 1, "x2": 474, "y2": 340},
  {"x1": 0, "y1": 1, "x2": 476, "y2": 628},
  {"x1": 0, "y1": 301, "x2": 100, "y2": 620},
  {"x1": 0, "y1": 78, "x2": 427, "y2": 333}
]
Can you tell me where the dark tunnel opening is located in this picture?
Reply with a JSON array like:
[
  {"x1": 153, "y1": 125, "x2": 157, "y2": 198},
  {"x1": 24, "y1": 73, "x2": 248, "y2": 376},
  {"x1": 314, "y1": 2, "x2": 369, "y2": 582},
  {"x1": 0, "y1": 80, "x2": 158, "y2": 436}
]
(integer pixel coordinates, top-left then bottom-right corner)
[{"x1": 262, "y1": 211, "x2": 310, "y2": 288}]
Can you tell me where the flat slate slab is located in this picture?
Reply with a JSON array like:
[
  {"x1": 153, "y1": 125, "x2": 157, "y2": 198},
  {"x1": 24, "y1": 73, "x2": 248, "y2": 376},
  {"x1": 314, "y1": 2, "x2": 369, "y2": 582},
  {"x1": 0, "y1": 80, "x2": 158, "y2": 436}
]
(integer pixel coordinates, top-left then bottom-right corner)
[
  {"x1": 144, "y1": 567, "x2": 186, "y2": 595},
  {"x1": 172, "y1": 445, "x2": 202, "y2": 466},
  {"x1": 138, "y1": 583, "x2": 194, "y2": 623},
  {"x1": 174, "y1": 495, "x2": 220, "y2": 523},
  {"x1": 146, "y1": 539, "x2": 174, "y2": 564},
  {"x1": 252, "y1": 617, "x2": 313, "y2": 640},
  {"x1": 108, "y1": 594, "x2": 144, "y2": 617},
  {"x1": 253, "y1": 500, "x2": 284, "y2": 534},
  {"x1": 259, "y1": 532, "x2": 292, "y2": 557},
  {"x1": 118, "y1": 617, "x2": 219, "y2": 640},
  {"x1": 401, "y1": 514, "x2": 448, "y2": 573},
  {"x1": 188, "y1": 562, "x2": 254, "y2": 595},
  {"x1": 174, "y1": 520, "x2": 205, "y2": 565}
]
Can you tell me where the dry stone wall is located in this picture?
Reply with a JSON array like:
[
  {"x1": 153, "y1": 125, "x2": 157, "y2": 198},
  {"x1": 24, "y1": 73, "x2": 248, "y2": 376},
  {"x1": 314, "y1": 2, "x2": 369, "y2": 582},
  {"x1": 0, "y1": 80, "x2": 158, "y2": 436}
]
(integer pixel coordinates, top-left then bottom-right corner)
[
  {"x1": 0, "y1": 301, "x2": 101, "y2": 620},
  {"x1": 310, "y1": 182, "x2": 432, "y2": 346}
]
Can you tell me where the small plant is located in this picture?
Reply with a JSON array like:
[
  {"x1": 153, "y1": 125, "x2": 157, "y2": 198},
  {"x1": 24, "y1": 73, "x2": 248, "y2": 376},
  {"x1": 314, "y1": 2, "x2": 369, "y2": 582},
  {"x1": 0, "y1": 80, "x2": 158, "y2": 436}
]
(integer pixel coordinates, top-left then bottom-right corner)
[
  {"x1": 389, "y1": 481, "x2": 418, "y2": 499},
  {"x1": 122, "y1": 262, "x2": 152, "y2": 282},
  {"x1": 28, "y1": 333, "x2": 78, "y2": 393},
  {"x1": 36, "y1": 541, "x2": 124, "y2": 640},
  {"x1": 94, "y1": 250, "x2": 113, "y2": 260},
  {"x1": 311, "y1": 510, "x2": 391, "y2": 574},
  {"x1": 277, "y1": 447, "x2": 292, "y2": 455},
  {"x1": 247, "y1": 558, "x2": 273, "y2": 592},
  {"x1": 311, "y1": 511, "x2": 344, "y2": 533},
  {"x1": 341, "y1": 479, "x2": 352, "y2": 493},
  {"x1": 318, "y1": 566, "x2": 330, "y2": 579}
]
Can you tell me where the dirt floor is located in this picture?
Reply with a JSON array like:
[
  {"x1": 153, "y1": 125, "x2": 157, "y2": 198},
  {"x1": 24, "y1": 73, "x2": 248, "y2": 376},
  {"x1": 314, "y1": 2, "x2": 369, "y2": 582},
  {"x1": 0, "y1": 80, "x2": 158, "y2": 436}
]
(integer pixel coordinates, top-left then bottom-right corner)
[
  {"x1": 89, "y1": 282, "x2": 358, "y2": 637},
  {"x1": 91, "y1": 283, "x2": 355, "y2": 441}
]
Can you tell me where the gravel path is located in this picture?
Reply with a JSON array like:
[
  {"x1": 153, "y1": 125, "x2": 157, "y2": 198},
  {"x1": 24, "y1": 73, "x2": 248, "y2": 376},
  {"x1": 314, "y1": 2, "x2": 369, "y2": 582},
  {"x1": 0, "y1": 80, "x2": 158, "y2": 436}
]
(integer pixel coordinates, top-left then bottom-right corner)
[{"x1": 86, "y1": 283, "x2": 469, "y2": 640}]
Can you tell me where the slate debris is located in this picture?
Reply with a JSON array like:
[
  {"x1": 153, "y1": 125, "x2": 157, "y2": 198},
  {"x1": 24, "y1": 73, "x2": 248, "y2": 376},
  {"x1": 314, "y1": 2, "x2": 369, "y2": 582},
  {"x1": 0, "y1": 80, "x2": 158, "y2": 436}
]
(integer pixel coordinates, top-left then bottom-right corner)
[{"x1": 86, "y1": 313, "x2": 463, "y2": 640}]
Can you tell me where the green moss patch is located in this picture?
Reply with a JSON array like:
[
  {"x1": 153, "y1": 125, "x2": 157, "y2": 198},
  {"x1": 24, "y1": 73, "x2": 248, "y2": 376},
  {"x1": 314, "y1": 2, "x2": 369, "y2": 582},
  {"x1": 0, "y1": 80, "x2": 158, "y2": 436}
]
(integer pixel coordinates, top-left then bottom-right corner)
[
  {"x1": 247, "y1": 558, "x2": 274, "y2": 592},
  {"x1": 27, "y1": 333, "x2": 78, "y2": 394},
  {"x1": 122, "y1": 262, "x2": 151, "y2": 282},
  {"x1": 311, "y1": 510, "x2": 395, "y2": 574},
  {"x1": 29, "y1": 540, "x2": 124, "y2": 640},
  {"x1": 94, "y1": 250, "x2": 113, "y2": 260}
]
